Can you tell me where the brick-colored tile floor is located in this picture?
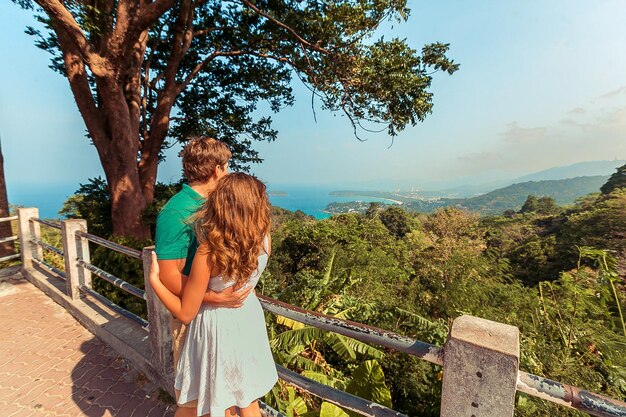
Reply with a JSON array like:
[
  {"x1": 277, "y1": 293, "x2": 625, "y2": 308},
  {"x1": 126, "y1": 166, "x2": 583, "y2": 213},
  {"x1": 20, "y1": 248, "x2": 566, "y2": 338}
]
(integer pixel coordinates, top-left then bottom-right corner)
[{"x1": 0, "y1": 270, "x2": 175, "y2": 417}]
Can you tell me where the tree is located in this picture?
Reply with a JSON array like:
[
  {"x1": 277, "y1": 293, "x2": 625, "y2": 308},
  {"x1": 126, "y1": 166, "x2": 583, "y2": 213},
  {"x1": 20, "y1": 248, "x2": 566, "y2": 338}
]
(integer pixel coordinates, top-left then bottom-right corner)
[
  {"x1": 601, "y1": 163, "x2": 626, "y2": 194},
  {"x1": 14, "y1": 0, "x2": 459, "y2": 238},
  {"x1": 365, "y1": 202, "x2": 382, "y2": 219},
  {"x1": 519, "y1": 195, "x2": 539, "y2": 213},
  {"x1": 379, "y1": 206, "x2": 411, "y2": 238},
  {"x1": 0, "y1": 139, "x2": 15, "y2": 258},
  {"x1": 536, "y1": 196, "x2": 560, "y2": 215}
]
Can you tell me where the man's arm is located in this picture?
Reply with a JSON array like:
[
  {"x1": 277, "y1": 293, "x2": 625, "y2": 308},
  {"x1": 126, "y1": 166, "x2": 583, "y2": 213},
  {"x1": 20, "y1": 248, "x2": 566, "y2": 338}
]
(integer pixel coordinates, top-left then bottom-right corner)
[
  {"x1": 157, "y1": 258, "x2": 251, "y2": 307},
  {"x1": 157, "y1": 258, "x2": 186, "y2": 296}
]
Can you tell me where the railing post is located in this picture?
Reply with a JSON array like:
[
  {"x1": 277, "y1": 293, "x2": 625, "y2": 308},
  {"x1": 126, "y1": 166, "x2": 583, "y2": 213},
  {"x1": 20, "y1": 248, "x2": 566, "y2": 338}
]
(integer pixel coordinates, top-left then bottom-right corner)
[
  {"x1": 142, "y1": 246, "x2": 174, "y2": 393},
  {"x1": 61, "y1": 219, "x2": 92, "y2": 300},
  {"x1": 440, "y1": 315, "x2": 520, "y2": 417},
  {"x1": 17, "y1": 208, "x2": 42, "y2": 270}
]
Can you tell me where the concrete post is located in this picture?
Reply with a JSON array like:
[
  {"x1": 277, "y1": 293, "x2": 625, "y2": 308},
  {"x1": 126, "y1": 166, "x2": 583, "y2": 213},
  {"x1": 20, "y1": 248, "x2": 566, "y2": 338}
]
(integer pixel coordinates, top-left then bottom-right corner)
[
  {"x1": 142, "y1": 246, "x2": 174, "y2": 393},
  {"x1": 440, "y1": 315, "x2": 520, "y2": 417},
  {"x1": 17, "y1": 208, "x2": 42, "y2": 270},
  {"x1": 61, "y1": 219, "x2": 92, "y2": 300}
]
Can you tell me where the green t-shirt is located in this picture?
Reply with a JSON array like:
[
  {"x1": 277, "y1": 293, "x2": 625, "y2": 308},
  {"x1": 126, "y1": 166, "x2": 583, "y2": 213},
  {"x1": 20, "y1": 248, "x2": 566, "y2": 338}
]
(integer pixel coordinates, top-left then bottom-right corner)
[{"x1": 155, "y1": 184, "x2": 204, "y2": 276}]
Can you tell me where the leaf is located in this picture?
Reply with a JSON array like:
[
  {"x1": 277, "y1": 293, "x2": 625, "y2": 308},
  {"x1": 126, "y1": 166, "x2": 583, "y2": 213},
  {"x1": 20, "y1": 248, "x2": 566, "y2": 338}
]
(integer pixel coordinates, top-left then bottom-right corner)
[
  {"x1": 394, "y1": 307, "x2": 438, "y2": 330},
  {"x1": 324, "y1": 334, "x2": 384, "y2": 360},
  {"x1": 324, "y1": 333, "x2": 356, "y2": 360},
  {"x1": 341, "y1": 336, "x2": 385, "y2": 359},
  {"x1": 345, "y1": 360, "x2": 392, "y2": 408},
  {"x1": 301, "y1": 371, "x2": 347, "y2": 391},
  {"x1": 319, "y1": 402, "x2": 349, "y2": 417},
  {"x1": 286, "y1": 387, "x2": 307, "y2": 417},
  {"x1": 270, "y1": 327, "x2": 325, "y2": 351},
  {"x1": 276, "y1": 314, "x2": 306, "y2": 330},
  {"x1": 286, "y1": 355, "x2": 327, "y2": 374}
]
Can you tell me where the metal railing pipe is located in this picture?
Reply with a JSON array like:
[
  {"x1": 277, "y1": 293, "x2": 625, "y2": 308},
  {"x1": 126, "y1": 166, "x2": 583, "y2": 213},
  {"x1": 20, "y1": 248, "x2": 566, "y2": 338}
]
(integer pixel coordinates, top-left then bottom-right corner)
[
  {"x1": 0, "y1": 215, "x2": 18, "y2": 222},
  {"x1": 277, "y1": 365, "x2": 406, "y2": 417},
  {"x1": 517, "y1": 371, "x2": 626, "y2": 417},
  {"x1": 258, "y1": 294, "x2": 444, "y2": 366},
  {"x1": 77, "y1": 259, "x2": 146, "y2": 300},
  {"x1": 31, "y1": 218, "x2": 62, "y2": 230},
  {"x1": 32, "y1": 257, "x2": 66, "y2": 280},
  {"x1": 31, "y1": 239, "x2": 64, "y2": 257},
  {"x1": 75, "y1": 231, "x2": 142, "y2": 260}
]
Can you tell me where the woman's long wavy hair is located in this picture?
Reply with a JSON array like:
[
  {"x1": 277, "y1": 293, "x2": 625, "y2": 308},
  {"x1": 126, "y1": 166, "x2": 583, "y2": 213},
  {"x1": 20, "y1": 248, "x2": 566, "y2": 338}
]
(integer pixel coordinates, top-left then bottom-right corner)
[{"x1": 194, "y1": 173, "x2": 270, "y2": 286}]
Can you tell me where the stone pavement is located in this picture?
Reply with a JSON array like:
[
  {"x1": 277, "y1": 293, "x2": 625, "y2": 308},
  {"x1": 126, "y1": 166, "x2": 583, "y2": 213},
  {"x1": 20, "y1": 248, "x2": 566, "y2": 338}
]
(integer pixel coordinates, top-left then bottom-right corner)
[{"x1": 0, "y1": 267, "x2": 175, "y2": 417}]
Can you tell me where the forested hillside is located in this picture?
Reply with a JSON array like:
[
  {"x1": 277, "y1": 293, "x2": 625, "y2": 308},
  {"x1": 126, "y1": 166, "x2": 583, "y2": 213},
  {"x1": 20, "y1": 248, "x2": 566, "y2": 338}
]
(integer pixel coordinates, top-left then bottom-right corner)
[
  {"x1": 262, "y1": 190, "x2": 626, "y2": 416},
  {"x1": 328, "y1": 176, "x2": 610, "y2": 215},
  {"x1": 450, "y1": 175, "x2": 610, "y2": 214}
]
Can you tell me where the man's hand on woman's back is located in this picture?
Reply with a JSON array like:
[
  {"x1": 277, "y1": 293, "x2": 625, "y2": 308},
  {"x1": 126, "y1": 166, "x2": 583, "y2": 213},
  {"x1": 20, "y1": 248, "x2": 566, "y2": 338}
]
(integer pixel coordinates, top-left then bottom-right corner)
[{"x1": 203, "y1": 286, "x2": 252, "y2": 308}]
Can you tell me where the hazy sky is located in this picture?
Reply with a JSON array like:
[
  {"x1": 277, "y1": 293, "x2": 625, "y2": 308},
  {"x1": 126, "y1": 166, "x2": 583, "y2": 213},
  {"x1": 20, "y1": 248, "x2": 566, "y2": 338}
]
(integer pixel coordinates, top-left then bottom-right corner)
[{"x1": 1, "y1": 0, "x2": 625, "y2": 191}]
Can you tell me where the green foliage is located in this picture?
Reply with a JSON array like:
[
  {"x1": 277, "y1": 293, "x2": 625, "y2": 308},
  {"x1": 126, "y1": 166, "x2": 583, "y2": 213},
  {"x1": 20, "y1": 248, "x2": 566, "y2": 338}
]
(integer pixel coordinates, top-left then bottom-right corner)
[
  {"x1": 345, "y1": 360, "x2": 392, "y2": 408},
  {"x1": 519, "y1": 195, "x2": 560, "y2": 215},
  {"x1": 319, "y1": 402, "x2": 349, "y2": 417},
  {"x1": 261, "y1": 191, "x2": 626, "y2": 416},
  {"x1": 90, "y1": 236, "x2": 150, "y2": 318},
  {"x1": 577, "y1": 247, "x2": 625, "y2": 336},
  {"x1": 61, "y1": 177, "x2": 181, "y2": 238},
  {"x1": 536, "y1": 196, "x2": 561, "y2": 215},
  {"x1": 17, "y1": 0, "x2": 459, "y2": 167},
  {"x1": 399, "y1": 176, "x2": 608, "y2": 215},
  {"x1": 265, "y1": 382, "x2": 309, "y2": 417},
  {"x1": 519, "y1": 195, "x2": 539, "y2": 213},
  {"x1": 600, "y1": 163, "x2": 626, "y2": 194},
  {"x1": 59, "y1": 177, "x2": 111, "y2": 237},
  {"x1": 379, "y1": 206, "x2": 412, "y2": 238}
]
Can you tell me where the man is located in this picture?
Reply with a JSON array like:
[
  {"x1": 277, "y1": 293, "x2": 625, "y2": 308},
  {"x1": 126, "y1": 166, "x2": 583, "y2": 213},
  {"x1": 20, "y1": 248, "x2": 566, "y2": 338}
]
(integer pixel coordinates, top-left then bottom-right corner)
[{"x1": 155, "y1": 137, "x2": 251, "y2": 416}]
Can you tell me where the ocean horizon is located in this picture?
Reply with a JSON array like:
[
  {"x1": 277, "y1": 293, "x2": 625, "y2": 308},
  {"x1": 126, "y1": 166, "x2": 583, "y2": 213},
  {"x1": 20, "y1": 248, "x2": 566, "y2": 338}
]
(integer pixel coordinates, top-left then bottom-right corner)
[{"x1": 7, "y1": 183, "x2": 390, "y2": 220}]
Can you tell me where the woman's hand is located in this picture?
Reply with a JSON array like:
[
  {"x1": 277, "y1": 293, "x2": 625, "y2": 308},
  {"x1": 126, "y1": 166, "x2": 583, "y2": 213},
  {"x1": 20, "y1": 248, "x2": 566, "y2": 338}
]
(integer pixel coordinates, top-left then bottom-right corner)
[{"x1": 149, "y1": 251, "x2": 161, "y2": 288}]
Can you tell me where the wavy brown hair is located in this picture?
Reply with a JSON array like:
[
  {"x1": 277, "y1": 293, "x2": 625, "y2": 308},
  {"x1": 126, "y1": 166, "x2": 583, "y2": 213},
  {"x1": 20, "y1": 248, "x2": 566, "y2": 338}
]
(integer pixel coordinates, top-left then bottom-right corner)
[{"x1": 194, "y1": 173, "x2": 270, "y2": 286}]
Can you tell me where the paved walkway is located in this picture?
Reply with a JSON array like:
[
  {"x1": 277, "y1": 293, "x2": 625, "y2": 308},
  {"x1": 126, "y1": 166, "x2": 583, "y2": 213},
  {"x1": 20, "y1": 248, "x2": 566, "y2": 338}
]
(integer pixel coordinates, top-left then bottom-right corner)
[{"x1": 0, "y1": 267, "x2": 174, "y2": 417}]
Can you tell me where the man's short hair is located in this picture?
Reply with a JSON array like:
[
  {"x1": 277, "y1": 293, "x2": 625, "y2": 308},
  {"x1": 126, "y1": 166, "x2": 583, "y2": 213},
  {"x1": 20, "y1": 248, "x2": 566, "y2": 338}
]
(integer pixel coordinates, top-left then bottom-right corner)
[{"x1": 180, "y1": 137, "x2": 231, "y2": 183}]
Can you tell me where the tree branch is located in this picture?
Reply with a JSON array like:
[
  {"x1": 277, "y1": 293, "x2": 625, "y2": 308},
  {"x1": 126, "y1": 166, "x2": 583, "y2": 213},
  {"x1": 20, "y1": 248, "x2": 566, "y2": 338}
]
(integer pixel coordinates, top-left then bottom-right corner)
[
  {"x1": 137, "y1": 0, "x2": 177, "y2": 31},
  {"x1": 177, "y1": 49, "x2": 301, "y2": 93},
  {"x1": 241, "y1": 0, "x2": 331, "y2": 55},
  {"x1": 34, "y1": 0, "x2": 103, "y2": 70},
  {"x1": 52, "y1": 19, "x2": 109, "y2": 153}
]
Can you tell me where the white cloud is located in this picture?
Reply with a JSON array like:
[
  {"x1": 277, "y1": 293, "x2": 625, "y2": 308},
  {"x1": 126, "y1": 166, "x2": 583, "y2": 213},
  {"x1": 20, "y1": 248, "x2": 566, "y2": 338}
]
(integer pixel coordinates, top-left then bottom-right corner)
[
  {"x1": 500, "y1": 122, "x2": 549, "y2": 145},
  {"x1": 600, "y1": 86, "x2": 626, "y2": 99},
  {"x1": 566, "y1": 107, "x2": 586, "y2": 115}
]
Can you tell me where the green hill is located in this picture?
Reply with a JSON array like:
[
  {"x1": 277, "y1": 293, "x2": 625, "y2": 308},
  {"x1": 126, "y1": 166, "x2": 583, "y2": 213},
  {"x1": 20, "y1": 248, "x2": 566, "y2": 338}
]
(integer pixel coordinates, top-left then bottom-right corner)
[{"x1": 404, "y1": 176, "x2": 609, "y2": 214}]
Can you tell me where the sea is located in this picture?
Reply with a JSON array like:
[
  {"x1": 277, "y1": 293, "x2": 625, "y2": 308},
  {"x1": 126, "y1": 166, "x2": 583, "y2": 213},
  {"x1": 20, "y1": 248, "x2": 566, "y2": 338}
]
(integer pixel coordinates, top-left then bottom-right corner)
[{"x1": 7, "y1": 183, "x2": 391, "y2": 220}]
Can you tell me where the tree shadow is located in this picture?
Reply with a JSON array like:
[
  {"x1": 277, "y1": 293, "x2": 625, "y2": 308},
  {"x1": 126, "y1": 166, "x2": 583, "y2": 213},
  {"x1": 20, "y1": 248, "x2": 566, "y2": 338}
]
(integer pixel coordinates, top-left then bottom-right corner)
[{"x1": 71, "y1": 338, "x2": 174, "y2": 416}]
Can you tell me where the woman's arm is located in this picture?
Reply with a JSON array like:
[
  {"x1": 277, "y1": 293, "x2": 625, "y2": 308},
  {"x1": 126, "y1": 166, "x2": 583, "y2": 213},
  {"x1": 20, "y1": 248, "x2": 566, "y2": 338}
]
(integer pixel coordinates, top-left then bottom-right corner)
[{"x1": 149, "y1": 248, "x2": 211, "y2": 324}]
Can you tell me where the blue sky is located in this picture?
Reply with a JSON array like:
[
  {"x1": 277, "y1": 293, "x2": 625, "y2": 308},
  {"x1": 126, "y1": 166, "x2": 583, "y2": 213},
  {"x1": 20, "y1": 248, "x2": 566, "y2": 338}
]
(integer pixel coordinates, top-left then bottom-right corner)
[{"x1": 1, "y1": 0, "x2": 625, "y2": 192}]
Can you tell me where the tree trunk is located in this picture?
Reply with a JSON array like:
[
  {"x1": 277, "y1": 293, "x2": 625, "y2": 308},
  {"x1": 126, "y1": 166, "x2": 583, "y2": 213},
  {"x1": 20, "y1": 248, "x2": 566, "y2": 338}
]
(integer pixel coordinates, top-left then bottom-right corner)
[
  {"x1": 96, "y1": 77, "x2": 152, "y2": 240},
  {"x1": 0, "y1": 140, "x2": 15, "y2": 257},
  {"x1": 109, "y1": 174, "x2": 151, "y2": 239}
]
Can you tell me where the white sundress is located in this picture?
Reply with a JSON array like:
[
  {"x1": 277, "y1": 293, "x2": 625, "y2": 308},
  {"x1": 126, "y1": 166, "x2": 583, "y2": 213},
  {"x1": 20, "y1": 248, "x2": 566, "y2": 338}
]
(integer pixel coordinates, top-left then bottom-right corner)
[{"x1": 175, "y1": 239, "x2": 278, "y2": 416}]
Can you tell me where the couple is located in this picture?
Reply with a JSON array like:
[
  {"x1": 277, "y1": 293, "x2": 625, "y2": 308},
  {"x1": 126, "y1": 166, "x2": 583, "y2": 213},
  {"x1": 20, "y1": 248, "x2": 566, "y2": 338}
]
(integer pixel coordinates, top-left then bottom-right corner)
[{"x1": 149, "y1": 137, "x2": 277, "y2": 417}]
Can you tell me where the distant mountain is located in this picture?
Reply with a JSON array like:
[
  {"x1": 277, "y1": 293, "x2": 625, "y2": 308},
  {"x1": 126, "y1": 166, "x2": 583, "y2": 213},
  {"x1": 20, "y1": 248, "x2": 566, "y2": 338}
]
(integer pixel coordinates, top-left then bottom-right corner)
[
  {"x1": 436, "y1": 160, "x2": 625, "y2": 198},
  {"x1": 453, "y1": 176, "x2": 609, "y2": 214},
  {"x1": 404, "y1": 175, "x2": 610, "y2": 215},
  {"x1": 514, "y1": 160, "x2": 625, "y2": 183}
]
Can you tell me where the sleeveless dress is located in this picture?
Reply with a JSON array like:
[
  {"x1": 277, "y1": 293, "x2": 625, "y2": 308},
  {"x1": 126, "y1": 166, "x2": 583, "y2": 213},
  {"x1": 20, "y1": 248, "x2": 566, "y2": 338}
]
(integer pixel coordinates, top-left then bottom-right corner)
[{"x1": 174, "y1": 239, "x2": 278, "y2": 416}]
